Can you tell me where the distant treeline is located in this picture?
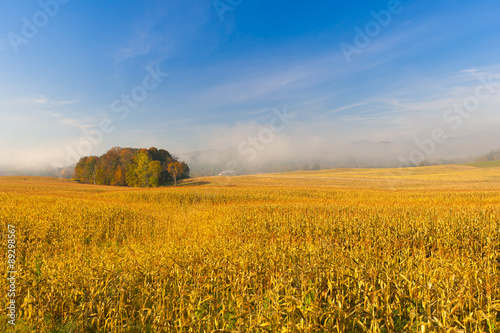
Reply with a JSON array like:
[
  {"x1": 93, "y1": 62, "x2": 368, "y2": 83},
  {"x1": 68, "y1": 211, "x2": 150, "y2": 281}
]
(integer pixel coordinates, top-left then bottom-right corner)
[
  {"x1": 474, "y1": 148, "x2": 500, "y2": 162},
  {"x1": 0, "y1": 166, "x2": 74, "y2": 178},
  {"x1": 74, "y1": 147, "x2": 189, "y2": 187}
]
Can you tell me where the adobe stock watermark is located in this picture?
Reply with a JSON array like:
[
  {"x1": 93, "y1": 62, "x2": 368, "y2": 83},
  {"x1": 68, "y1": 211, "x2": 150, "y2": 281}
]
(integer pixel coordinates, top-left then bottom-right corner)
[
  {"x1": 213, "y1": 0, "x2": 242, "y2": 21},
  {"x1": 385, "y1": 72, "x2": 499, "y2": 186},
  {"x1": 51, "y1": 65, "x2": 169, "y2": 170},
  {"x1": 7, "y1": 0, "x2": 72, "y2": 54},
  {"x1": 340, "y1": 0, "x2": 406, "y2": 64},
  {"x1": 6, "y1": 224, "x2": 17, "y2": 326},
  {"x1": 224, "y1": 106, "x2": 296, "y2": 173}
]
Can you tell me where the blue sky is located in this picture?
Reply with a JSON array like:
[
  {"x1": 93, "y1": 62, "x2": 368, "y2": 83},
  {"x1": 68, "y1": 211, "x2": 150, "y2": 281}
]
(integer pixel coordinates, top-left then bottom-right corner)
[{"x1": 1, "y1": 0, "x2": 500, "y2": 168}]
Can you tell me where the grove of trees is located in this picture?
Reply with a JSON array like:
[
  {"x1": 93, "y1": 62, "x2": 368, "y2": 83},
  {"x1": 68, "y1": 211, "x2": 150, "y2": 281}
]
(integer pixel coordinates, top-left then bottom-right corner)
[{"x1": 74, "y1": 147, "x2": 189, "y2": 187}]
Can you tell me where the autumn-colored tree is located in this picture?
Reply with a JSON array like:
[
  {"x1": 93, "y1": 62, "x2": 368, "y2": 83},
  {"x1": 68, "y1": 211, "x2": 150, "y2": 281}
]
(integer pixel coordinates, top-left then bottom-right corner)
[
  {"x1": 126, "y1": 165, "x2": 139, "y2": 187},
  {"x1": 74, "y1": 158, "x2": 85, "y2": 181},
  {"x1": 180, "y1": 161, "x2": 190, "y2": 179},
  {"x1": 135, "y1": 151, "x2": 152, "y2": 187},
  {"x1": 148, "y1": 161, "x2": 162, "y2": 187},
  {"x1": 111, "y1": 166, "x2": 126, "y2": 186},
  {"x1": 74, "y1": 156, "x2": 98, "y2": 184},
  {"x1": 167, "y1": 161, "x2": 186, "y2": 186}
]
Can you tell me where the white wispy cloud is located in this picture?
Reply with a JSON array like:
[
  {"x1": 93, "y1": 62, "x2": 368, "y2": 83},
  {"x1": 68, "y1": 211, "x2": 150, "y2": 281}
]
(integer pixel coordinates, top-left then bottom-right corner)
[
  {"x1": 58, "y1": 117, "x2": 95, "y2": 130},
  {"x1": 316, "y1": 101, "x2": 376, "y2": 119},
  {"x1": 3, "y1": 94, "x2": 79, "y2": 107}
]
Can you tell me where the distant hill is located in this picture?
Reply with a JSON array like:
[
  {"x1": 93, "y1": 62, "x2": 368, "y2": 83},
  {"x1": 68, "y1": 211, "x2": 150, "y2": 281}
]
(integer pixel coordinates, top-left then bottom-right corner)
[
  {"x1": 177, "y1": 142, "x2": 499, "y2": 177},
  {"x1": 463, "y1": 160, "x2": 500, "y2": 168},
  {"x1": 461, "y1": 149, "x2": 500, "y2": 168}
]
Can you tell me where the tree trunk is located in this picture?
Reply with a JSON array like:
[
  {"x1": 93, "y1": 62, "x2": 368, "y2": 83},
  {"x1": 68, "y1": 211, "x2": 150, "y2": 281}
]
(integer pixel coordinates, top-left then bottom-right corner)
[{"x1": 173, "y1": 175, "x2": 177, "y2": 186}]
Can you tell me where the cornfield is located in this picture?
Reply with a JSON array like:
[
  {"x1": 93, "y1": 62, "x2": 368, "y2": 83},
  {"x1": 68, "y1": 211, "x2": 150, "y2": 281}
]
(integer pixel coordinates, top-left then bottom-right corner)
[{"x1": 1, "y1": 166, "x2": 500, "y2": 332}]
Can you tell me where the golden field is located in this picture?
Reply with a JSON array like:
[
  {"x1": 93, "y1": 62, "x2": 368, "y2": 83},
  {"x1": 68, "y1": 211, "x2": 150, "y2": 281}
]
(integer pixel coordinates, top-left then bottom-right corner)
[{"x1": 1, "y1": 165, "x2": 500, "y2": 332}]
